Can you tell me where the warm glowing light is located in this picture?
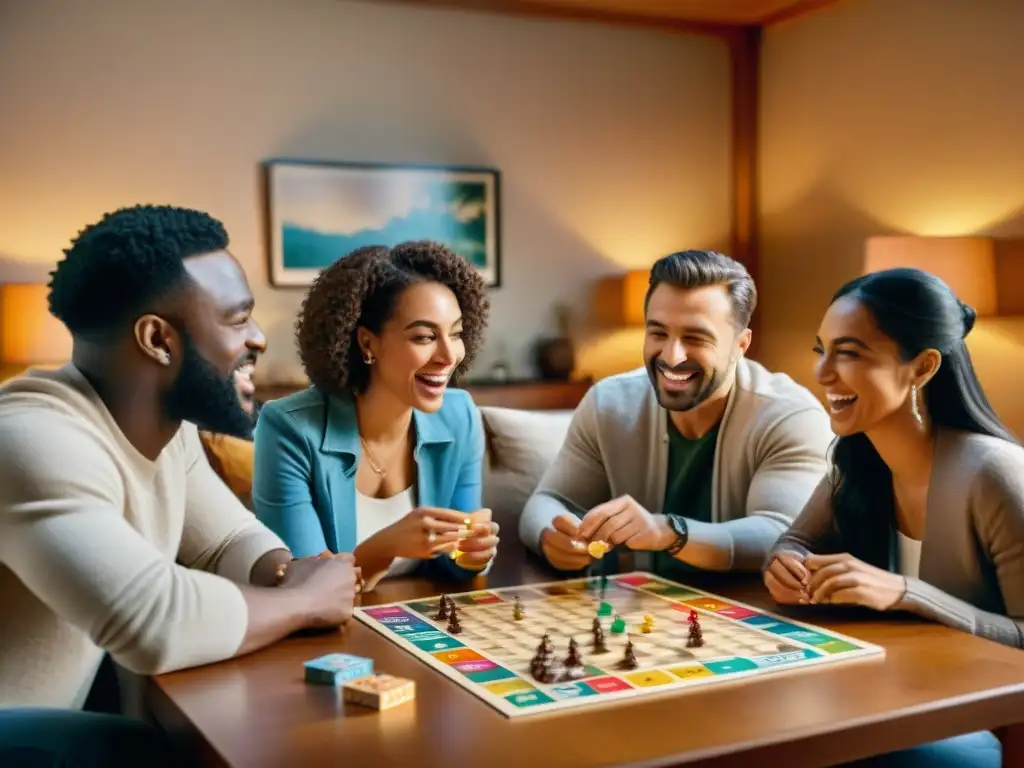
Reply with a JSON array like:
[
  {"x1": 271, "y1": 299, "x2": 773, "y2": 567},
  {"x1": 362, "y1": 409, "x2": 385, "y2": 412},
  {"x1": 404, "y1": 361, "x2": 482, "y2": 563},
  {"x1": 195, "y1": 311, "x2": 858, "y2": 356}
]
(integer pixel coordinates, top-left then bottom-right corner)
[
  {"x1": 863, "y1": 236, "x2": 997, "y2": 316},
  {"x1": 0, "y1": 284, "x2": 72, "y2": 365}
]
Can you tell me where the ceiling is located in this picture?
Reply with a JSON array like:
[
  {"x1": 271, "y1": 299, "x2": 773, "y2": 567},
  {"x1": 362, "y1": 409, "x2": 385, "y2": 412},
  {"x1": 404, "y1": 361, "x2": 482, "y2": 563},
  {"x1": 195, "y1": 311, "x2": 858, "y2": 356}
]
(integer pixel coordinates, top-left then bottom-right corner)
[{"x1": 362, "y1": 0, "x2": 845, "y2": 30}]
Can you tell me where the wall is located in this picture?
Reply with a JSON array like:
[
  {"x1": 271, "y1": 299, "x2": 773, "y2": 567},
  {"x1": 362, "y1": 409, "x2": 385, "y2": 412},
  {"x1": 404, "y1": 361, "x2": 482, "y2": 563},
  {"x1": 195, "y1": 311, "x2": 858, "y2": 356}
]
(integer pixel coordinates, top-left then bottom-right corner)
[
  {"x1": 0, "y1": 0, "x2": 731, "y2": 383},
  {"x1": 760, "y1": 0, "x2": 1024, "y2": 433}
]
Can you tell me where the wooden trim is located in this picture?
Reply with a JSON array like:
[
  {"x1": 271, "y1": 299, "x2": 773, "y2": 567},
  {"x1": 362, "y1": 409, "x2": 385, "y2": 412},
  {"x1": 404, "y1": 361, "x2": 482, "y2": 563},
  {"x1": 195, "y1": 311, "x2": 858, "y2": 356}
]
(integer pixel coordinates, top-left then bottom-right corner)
[
  {"x1": 760, "y1": 0, "x2": 845, "y2": 27},
  {"x1": 355, "y1": 0, "x2": 736, "y2": 38},
  {"x1": 726, "y1": 25, "x2": 762, "y2": 357}
]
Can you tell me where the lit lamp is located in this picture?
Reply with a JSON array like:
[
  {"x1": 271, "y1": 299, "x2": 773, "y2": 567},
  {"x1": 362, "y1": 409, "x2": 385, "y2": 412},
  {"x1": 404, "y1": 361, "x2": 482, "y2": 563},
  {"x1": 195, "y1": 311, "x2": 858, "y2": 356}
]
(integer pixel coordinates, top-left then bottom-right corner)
[
  {"x1": 863, "y1": 236, "x2": 997, "y2": 316},
  {"x1": 593, "y1": 270, "x2": 650, "y2": 326},
  {"x1": 0, "y1": 283, "x2": 73, "y2": 368}
]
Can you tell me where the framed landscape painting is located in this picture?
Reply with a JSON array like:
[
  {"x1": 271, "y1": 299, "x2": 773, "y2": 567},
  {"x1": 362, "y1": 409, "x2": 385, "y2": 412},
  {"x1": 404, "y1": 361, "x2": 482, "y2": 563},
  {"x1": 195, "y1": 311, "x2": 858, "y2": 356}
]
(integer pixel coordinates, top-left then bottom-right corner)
[{"x1": 264, "y1": 160, "x2": 501, "y2": 288}]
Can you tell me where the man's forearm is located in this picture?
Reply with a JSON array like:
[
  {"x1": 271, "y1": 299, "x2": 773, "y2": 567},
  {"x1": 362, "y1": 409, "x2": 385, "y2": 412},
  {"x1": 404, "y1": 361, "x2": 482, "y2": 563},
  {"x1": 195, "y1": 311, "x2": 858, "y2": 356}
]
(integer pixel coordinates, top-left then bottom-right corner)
[
  {"x1": 519, "y1": 492, "x2": 580, "y2": 554},
  {"x1": 669, "y1": 515, "x2": 787, "y2": 572},
  {"x1": 235, "y1": 585, "x2": 316, "y2": 656}
]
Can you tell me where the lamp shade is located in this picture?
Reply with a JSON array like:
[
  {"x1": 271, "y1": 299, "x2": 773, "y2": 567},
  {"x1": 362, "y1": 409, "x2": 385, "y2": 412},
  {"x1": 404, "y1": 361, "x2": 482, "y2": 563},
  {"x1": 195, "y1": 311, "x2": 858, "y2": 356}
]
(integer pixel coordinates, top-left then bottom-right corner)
[
  {"x1": 0, "y1": 283, "x2": 73, "y2": 365},
  {"x1": 863, "y1": 236, "x2": 997, "y2": 317},
  {"x1": 593, "y1": 270, "x2": 650, "y2": 326}
]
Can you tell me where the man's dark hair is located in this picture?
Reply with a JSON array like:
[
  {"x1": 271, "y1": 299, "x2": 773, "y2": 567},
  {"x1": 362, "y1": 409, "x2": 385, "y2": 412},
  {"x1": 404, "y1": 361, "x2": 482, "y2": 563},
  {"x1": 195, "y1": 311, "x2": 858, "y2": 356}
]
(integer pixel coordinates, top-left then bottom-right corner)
[
  {"x1": 48, "y1": 204, "x2": 229, "y2": 339},
  {"x1": 644, "y1": 250, "x2": 757, "y2": 330},
  {"x1": 296, "y1": 240, "x2": 490, "y2": 396}
]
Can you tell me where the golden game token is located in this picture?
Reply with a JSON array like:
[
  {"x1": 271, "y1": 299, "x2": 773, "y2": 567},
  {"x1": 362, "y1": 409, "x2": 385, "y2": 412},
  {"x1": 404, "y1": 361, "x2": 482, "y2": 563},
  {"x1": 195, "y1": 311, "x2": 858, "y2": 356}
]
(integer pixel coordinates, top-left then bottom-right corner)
[{"x1": 587, "y1": 540, "x2": 610, "y2": 559}]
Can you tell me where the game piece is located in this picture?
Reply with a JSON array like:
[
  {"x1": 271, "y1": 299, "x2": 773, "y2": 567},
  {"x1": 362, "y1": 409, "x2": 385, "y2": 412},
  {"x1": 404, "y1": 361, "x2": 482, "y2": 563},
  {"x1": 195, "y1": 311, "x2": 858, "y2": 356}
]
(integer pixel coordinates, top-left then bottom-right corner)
[
  {"x1": 610, "y1": 614, "x2": 626, "y2": 633},
  {"x1": 513, "y1": 596, "x2": 525, "y2": 621},
  {"x1": 537, "y1": 656, "x2": 556, "y2": 683},
  {"x1": 343, "y1": 674, "x2": 416, "y2": 711},
  {"x1": 447, "y1": 608, "x2": 463, "y2": 634},
  {"x1": 304, "y1": 653, "x2": 373, "y2": 685},
  {"x1": 587, "y1": 540, "x2": 610, "y2": 559},
  {"x1": 596, "y1": 601, "x2": 613, "y2": 616},
  {"x1": 563, "y1": 638, "x2": 585, "y2": 676},
  {"x1": 620, "y1": 639, "x2": 638, "y2": 669},
  {"x1": 687, "y1": 615, "x2": 704, "y2": 647},
  {"x1": 353, "y1": 571, "x2": 885, "y2": 719},
  {"x1": 640, "y1": 614, "x2": 654, "y2": 633},
  {"x1": 564, "y1": 638, "x2": 581, "y2": 665},
  {"x1": 687, "y1": 609, "x2": 699, "y2": 624},
  {"x1": 435, "y1": 594, "x2": 449, "y2": 621}
]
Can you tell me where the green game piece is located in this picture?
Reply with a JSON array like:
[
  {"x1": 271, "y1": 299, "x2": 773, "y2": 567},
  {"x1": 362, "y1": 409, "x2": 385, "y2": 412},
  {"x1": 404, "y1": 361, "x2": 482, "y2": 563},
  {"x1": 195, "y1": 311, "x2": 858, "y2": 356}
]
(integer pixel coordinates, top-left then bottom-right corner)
[
  {"x1": 610, "y1": 615, "x2": 626, "y2": 633},
  {"x1": 597, "y1": 601, "x2": 613, "y2": 616}
]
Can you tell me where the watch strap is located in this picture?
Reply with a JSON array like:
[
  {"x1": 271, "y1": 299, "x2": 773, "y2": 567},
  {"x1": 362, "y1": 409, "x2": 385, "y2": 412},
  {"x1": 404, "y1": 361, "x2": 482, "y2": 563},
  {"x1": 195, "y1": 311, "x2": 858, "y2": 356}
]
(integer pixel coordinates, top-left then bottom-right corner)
[{"x1": 665, "y1": 514, "x2": 688, "y2": 556}]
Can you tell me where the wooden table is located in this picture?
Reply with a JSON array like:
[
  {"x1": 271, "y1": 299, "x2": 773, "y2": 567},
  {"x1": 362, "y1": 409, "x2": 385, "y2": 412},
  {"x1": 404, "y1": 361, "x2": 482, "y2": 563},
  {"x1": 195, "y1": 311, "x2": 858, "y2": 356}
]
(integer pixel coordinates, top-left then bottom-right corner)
[{"x1": 145, "y1": 542, "x2": 1024, "y2": 767}]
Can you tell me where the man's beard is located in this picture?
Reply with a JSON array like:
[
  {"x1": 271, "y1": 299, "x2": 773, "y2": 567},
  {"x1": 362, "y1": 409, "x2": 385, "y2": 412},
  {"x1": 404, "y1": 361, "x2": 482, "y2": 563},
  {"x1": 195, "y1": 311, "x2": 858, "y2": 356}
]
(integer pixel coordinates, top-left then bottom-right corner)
[
  {"x1": 164, "y1": 334, "x2": 256, "y2": 439},
  {"x1": 646, "y1": 356, "x2": 731, "y2": 412}
]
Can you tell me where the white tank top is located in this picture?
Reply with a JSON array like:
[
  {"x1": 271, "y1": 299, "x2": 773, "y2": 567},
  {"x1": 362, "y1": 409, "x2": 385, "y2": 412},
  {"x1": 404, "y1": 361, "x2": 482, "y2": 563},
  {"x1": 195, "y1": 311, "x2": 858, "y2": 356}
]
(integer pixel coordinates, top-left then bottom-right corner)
[
  {"x1": 897, "y1": 531, "x2": 922, "y2": 579},
  {"x1": 355, "y1": 486, "x2": 419, "y2": 577}
]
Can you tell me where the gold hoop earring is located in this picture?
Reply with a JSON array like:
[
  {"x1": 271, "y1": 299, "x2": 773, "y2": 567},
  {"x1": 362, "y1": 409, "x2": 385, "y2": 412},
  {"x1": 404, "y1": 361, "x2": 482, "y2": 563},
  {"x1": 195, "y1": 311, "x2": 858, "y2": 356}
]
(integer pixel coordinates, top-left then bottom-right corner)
[{"x1": 911, "y1": 384, "x2": 922, "y2": 424}]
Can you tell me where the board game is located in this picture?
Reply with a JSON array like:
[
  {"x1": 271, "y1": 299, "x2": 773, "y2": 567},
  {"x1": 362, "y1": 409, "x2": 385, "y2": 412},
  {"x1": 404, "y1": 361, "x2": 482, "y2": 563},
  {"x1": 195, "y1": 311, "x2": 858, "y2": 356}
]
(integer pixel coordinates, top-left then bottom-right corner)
[{"x1": 354, "y1": 571, "x2": 885, "y2": 718}]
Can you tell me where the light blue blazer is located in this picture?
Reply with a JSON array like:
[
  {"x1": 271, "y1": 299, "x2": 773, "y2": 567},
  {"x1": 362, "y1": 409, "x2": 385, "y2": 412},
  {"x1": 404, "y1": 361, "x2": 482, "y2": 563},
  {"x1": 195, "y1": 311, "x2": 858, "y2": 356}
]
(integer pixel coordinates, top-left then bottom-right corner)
[{"x1": 252, "y1": 386, "x2": 490, "y2": 580}]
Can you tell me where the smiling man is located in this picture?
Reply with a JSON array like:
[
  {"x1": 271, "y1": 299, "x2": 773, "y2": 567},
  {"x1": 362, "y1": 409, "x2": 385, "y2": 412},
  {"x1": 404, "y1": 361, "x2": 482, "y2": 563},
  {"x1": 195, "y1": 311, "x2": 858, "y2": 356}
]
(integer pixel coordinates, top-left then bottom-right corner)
[
  {"x1": 0, "y1": 205, "x2": 360, "y2": 765},
  {"x1": 519, "y1": 250, "x2": 834, "y2": 576}
]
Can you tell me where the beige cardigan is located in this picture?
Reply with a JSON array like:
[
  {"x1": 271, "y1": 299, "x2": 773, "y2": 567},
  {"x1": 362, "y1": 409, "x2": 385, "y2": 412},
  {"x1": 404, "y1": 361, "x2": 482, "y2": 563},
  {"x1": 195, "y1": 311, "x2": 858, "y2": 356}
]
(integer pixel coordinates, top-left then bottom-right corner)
[
  {"x1": 519, "y1": 360, "x2": 834, "y2": 571},
  {"x1": 770, "y1": 428, "x2": 1024, "y2": 649}
]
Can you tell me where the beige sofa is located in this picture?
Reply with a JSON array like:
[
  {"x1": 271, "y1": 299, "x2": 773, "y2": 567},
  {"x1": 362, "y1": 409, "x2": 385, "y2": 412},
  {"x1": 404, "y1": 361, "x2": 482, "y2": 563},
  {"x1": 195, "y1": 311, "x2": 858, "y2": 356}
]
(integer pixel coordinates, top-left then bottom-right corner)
[{"x1": 479, "y1": 406, "x2": 575, "y2": 536}]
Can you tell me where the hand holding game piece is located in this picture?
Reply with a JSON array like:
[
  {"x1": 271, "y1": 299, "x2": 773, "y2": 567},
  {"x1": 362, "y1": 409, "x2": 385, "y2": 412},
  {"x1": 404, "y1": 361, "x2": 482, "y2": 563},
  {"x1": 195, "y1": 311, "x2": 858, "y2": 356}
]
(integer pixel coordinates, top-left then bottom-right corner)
[
  {"x1": 451, "y1": 509, "x2": 499, "y2": 568},
  {"x1": 577, "y1": 495, "x2": 672, "y2": 551},
  {"x1": 804, "y1": 553, "x2": 907, "y2": 611},
  {"x1": 540, "y1": 513, "x2": 593, "y2": 571},
  {"x1": 371, "y1": 507, "x2": 473, "y2": 561},
  {"x1": 764, "y1": 551, "x2": 810, "y2": 605}
]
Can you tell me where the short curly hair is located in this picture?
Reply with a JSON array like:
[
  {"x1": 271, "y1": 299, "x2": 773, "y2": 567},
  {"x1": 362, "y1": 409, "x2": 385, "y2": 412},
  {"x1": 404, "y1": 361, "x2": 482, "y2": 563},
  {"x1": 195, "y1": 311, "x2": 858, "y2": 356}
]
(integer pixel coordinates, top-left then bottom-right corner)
[
  {"x1": 48, "y1": 204, "x2": 229, "y2": 339},
  {"x1": 296, "y1": 240, "x2": 490, "y2": 395}
]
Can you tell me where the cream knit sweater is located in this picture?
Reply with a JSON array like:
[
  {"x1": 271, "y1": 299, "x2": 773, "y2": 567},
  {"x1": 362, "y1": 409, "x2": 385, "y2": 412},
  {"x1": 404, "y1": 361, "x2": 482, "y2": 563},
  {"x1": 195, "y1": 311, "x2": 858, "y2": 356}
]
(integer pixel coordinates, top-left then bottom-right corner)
[{"x1": 0, "y1": 365, "x2": 287, "y2": 708}]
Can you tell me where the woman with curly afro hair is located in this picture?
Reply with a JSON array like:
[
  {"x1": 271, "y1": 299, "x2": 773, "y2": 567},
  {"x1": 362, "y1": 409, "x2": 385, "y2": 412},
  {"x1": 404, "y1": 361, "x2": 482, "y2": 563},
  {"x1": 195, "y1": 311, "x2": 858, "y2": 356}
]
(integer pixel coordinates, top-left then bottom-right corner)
[{"x1": 253, "y1": 240, "x2": 498, "y2": 588}]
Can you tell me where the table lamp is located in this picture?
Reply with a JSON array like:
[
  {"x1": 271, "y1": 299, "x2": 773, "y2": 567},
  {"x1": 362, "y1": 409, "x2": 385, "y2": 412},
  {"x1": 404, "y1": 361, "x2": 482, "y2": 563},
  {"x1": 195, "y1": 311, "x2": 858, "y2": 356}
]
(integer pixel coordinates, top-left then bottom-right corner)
[
  {"x1": 593, "y1": 270, "x2": 650, "y2": 326},
  {"x1": 863, "y1": 236, "x2": 997, "y2": 317}
]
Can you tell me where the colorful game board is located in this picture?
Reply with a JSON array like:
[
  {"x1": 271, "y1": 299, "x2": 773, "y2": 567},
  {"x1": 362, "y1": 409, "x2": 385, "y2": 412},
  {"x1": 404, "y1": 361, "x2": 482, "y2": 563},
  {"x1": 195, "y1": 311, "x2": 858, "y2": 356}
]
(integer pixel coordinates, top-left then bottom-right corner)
[{"x1": 354, "y1": 572, "x2": 885, "y2": 718}]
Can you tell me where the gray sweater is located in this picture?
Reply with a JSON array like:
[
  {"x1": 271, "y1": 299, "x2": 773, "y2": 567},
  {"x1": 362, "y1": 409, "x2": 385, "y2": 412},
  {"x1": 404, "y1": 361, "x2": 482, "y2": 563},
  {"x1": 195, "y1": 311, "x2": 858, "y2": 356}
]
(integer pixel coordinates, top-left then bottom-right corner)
[
  {"x1": 770, "y1": 428, "x2": 1024, "y2": 649},
  {"x1": 519, "y1": 360, "x2": 834, "y2": 571}
]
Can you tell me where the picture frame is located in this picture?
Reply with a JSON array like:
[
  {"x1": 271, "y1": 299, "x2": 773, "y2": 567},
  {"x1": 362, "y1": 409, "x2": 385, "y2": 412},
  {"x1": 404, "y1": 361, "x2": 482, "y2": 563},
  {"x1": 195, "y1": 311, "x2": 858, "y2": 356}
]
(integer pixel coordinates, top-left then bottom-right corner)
[{"x1": 263, "y1": 159, "x2": 501, "y2": 288}]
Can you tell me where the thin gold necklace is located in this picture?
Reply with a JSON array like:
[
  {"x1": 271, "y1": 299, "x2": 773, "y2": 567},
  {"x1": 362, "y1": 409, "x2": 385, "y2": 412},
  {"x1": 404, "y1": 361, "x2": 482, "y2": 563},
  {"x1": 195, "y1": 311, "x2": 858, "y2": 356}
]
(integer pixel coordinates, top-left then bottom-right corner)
[{"x1": 359, "y1": 436, "x2": 388, "y2": 476}]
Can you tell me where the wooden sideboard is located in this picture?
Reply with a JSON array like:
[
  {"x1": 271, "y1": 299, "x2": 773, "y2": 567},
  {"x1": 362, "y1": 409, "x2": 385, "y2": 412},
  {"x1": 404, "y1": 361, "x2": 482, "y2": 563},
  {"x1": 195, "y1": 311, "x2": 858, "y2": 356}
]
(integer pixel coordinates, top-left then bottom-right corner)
[{"x1": 255, "y1": 377, "x2": 592, "y2": 411}]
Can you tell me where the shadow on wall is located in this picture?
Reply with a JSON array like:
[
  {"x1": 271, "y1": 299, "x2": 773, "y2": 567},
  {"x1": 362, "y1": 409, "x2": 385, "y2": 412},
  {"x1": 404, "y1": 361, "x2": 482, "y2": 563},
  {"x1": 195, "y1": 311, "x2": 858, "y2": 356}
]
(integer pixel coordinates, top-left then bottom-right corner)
[
  {"x1": 0, "y1": 256, "x2": 54, "y2": 284},
  {"x1": 758, "y1": 181, "x2": 899, "y2": 381}
]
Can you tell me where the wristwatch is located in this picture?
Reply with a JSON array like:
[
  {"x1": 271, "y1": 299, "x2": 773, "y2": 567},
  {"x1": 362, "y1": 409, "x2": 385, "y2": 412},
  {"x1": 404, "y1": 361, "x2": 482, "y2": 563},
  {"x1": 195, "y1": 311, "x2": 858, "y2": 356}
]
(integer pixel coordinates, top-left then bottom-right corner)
[{"x1": 664, "y1": 514, "x2": 689, "y2": 556}]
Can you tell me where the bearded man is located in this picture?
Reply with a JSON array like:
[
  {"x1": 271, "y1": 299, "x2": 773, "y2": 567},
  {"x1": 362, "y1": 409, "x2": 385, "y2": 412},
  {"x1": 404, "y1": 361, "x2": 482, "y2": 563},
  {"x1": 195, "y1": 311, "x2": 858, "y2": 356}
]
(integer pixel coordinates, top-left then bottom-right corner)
[
  {"x1": 0, "y1": 205, "x2": 358, "y2": 765},
  {"x1": 519, "y1": 250, "x2": 833, "y2": 577}
]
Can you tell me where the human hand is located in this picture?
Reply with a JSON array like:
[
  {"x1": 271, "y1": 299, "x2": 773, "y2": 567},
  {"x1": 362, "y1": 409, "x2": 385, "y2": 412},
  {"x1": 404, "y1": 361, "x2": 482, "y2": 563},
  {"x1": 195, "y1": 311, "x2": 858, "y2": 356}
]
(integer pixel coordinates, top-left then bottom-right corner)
[
  {"x1": 576, "y1": 495, "x2": 673, "y2": 551},
  {"x1": 453, "y1": 508, "x2": 500, "y2": 568},
  {"x1": 376, "y1": 507, "x2": 479, "y2": 561},
  {"x1": 764, "y1": 551, "x2": 810, "y2": 605},
  {"x1": 804, "y1": 553, "x2": 907, "y2": 611},
  {"x1": 280, "y1": 552, "x2": 361, "y2": 628},
  {"x1": 540, "y1": 513, "x2": 593, "y2": 571}
]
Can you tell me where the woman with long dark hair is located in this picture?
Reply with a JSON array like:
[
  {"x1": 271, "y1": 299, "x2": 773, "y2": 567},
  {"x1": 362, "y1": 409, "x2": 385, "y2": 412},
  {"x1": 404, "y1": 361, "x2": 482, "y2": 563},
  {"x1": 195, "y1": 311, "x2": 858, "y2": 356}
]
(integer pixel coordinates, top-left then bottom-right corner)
[{"x1": 765, "y1": 267, "x2": 1024, "y2": 651}]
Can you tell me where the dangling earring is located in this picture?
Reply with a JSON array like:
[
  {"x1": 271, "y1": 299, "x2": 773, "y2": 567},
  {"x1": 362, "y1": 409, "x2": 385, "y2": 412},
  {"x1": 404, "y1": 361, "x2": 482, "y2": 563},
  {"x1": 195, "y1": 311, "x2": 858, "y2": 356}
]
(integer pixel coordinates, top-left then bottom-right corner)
[
  {"x1": 363, "y1": 351, "x2": 375, "y2": 365},
  {"x1": 910, "y1": 384, "x2": 922, "y2": 425}
]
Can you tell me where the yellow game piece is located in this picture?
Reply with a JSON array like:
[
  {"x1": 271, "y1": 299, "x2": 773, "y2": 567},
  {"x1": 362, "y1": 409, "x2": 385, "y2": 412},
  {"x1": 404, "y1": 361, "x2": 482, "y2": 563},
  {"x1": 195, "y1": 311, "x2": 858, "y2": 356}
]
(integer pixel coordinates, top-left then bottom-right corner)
[
  {"x1": 640, "y1": 614, "x2": 655, "y2": 633},
  {"x1": 587, "y1": 540, "x2": 610, "y2": 559},
  {"x1": 343, "y1": 674, "x2": 416, "y2": 710}
]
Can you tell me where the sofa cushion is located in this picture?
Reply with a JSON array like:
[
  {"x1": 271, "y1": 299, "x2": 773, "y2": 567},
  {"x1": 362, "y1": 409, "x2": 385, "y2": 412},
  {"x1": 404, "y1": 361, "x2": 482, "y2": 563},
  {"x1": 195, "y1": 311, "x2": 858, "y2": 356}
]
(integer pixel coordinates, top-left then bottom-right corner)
[{"x1": 480, "y1": 407, "x2": 574, "y2": 533}]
